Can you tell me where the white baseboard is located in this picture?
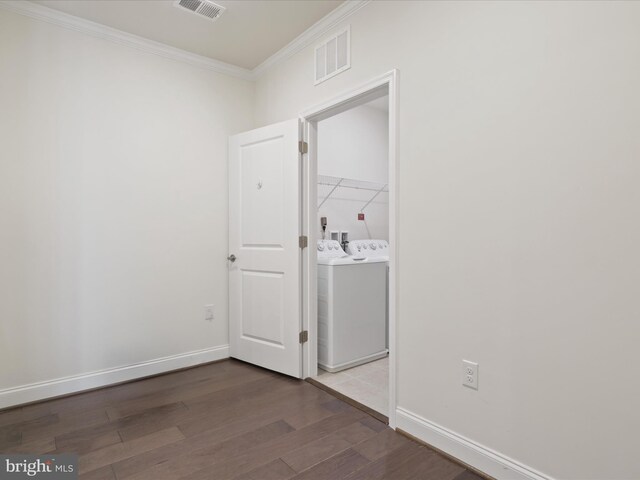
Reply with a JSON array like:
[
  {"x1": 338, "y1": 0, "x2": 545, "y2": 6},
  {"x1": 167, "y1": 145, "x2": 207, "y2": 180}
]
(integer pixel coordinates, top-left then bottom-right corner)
[
  {"x1": 0, "y1": 345, "x2": 229, "y2": 409},
  {"x1": 395, "y1": 407, "x2": 555, "y2": 480}
]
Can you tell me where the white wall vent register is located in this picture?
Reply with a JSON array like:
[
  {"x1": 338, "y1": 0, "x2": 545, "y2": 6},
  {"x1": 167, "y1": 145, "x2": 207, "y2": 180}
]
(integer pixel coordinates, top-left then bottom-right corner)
[
  {"x1": 315, "y1": 27, "x2": 350, "y2": 85},
  {"x1": 174, "y1": 0, "x2": 226, "y2": 21}
]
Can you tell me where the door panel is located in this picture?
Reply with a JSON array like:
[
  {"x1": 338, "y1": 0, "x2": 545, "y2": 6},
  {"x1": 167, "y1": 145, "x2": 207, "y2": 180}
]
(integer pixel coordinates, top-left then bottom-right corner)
[
  {"x1": 240, "y1": 137, "x2": 285, "y2": 247},
  {"x1": 229, "y1": 119, "x2": 301, "y2": 378},
  {"x1": 241, "y1": 270, "x2": 285, "y2": 346}
]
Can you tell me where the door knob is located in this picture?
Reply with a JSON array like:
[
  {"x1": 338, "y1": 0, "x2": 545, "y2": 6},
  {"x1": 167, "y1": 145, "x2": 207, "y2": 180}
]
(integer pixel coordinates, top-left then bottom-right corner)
[{"x1": 227, "y1": 254, "x2": 237, "y2": 262}]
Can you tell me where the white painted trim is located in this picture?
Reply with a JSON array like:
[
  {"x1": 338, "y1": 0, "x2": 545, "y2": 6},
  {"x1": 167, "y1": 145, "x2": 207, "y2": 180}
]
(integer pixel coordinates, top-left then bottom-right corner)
[
  {"x1": 396, "y1": 407, "x2": 555, "y2": 480},
  {"x1": 387, "y1": 69, "x2": 399, "y2": 429},
  {"x1": 0, "y1": 345, "x2": 229, "y2": 409},
  {"x1": 0, "y1": 0, "x2": 370, "y2": 81},
  {"x1": 300, "y1": 70, "x2": 399, "y2": 428},
  {"x1": 0, "y1": 0, "x2": 251, "y2": 79},
  {"x1": 300, "y1": 118, "x2": 318, "y2": 381},
  {"x1": 300, "y1": 70, "x2": 397, "y2": 120},
  {"x1": 251, "y1": 1, "x2": 370, "y2": 79}
]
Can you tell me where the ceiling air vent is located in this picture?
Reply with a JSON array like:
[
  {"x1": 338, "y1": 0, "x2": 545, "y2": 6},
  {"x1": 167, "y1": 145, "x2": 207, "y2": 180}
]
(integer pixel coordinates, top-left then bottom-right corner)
[
  {"x1": 315, "y1": 26, "x2": 350, "y2": 85},
  {"x1": 174, "y1": 0, "x2": 226, "y2": 21}
]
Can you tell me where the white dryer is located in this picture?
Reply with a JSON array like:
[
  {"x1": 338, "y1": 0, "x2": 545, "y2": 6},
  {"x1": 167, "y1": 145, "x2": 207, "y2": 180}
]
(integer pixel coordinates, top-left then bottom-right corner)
[
  {"x1": 317, "y1": 240, "x2": 387, "y2": 372},
  {"x1": 347, "y1": 240, "x2": 390, "y2": 348}
]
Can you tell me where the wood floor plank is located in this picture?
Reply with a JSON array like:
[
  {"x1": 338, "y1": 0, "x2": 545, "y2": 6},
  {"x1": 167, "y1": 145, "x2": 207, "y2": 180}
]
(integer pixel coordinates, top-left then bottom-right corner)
[
  {"x1": 331, "y1": 419, "x2": 381, "y2": 446},
  {"x1": 289, "y1": 448, "x2": 370, "y2": 480},
  {"x1": 358, "y1": 415, "x2": 387, "y2": 433},
  {"x1": 454, "y1": 470, "x2": 487, "y2": 480},
  {"x1": 106, "y1": 398, "x2": 187, "y2": 423},
  {"x1": 281, "y1": 433, "x2": 352, "y2": 473},
  {"x1": 79, "y1": 426, "x2": 185, "y2": 474},
  {"x1": 55, "y1": 423, "x2": 123, "y2": 455},
  {"x1": 232, "y1": 458, "x2": 296, "y2": 480},
  {"x1": 351, "y1": 425, "x2": 413, "y2": 461},
  {"x1": 118, "y1": 420, "x2": 296, "y2": 480},
  {"x1": 79, "y1": 465, "x2": 116, "y2": 480},
  {"x1": 0, "y1": 413, "x2": 58, "y2": 449},
  {"x1": 34, "y1": 389, "x2": 111, "y2": 418},
  {"x1": 346, "y1": 442, "x2": 464, "y2": 480},
  {"x1": 3, "y1": 360, "x2": 486, "y2": 480},
  {"x1": 106, "y1": 367, "x2": 271, "y2": 421},
  {"x1": 2, "y1": 436, "x2": 56, "y2": 454},
  {"x1": 182, "y1": 375, "x2": 294, "y2": 411},
  {"x1": 111, "y1": 385, "x2": 334, "y2": 480},
  {"x1": 0, "y1": 427, "x2": 22, "y2": 450},
  {"x1": 0, "y1": 408, "x2": 26, "y2": 428},
  {"x1": 104, "y1": 361, "x2": 244, "y2": 403},
  {"x1": 344, "y1": 442, "x2": 425, "y2": 480},
  {"x1": 21, "y1": 410, "x2": 109, "y2": 444},
  {"x1": 177, "y1": 378, "x2": 312, "y2": 436},
  {"x1": 179, "y1": 410, "x2": 367, "y2": 480},
  {"x1": 113, "y1": 413, "x2": 290, "y2": 478},
  {"x1": 280, "y1": 418, "x2": 380, "y2": 473},
  {"x1": 320, "y1": 398, "x2": 354, "y2": 414},
  {"x1": 178, "y1": 383, "x2": 328, "y2": 440},
  {"x1": 53, "y1": 401, "x2": 189, "y2": 455},
  {"x1": 280, "y1": 396, "x2": 350, "y2": 431}
]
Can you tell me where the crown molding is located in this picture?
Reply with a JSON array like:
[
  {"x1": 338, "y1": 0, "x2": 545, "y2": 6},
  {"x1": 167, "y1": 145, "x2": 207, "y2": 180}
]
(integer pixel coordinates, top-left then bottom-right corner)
[
  {"x1": 249, "y1": 0, "x2": 371, "y2": 80},
  {"x1": 0, "y1": 0, "x2": 253, "y2": 79},
  {"x1": 0, "y1": 0, "x2": 371, "y2": 81}
]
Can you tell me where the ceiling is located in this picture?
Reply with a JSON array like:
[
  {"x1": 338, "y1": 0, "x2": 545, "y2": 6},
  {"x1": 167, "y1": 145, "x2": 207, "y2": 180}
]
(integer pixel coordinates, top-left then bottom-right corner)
[{"x1": 33, "y1": 0, "x2": 344, "y2": 70}]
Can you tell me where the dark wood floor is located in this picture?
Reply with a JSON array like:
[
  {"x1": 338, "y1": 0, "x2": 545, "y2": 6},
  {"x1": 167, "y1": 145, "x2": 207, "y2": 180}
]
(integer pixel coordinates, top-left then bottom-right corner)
[{"x1": 0, "y1": 360, "x2": 484, "y2": 480}]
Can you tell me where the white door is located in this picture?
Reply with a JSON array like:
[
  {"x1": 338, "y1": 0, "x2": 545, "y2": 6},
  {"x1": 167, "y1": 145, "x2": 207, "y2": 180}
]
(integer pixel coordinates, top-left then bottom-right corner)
[{"x1": 228, "y1": 119, "x2": 303, "y2": 378}]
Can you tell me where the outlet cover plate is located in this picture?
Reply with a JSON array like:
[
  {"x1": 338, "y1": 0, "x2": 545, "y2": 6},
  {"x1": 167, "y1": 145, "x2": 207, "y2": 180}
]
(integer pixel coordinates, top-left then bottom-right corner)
[
  {"x1": 462, "y1": 360, "x2": 478, "y2": 390},
  {"x1": 204, "y1": 305, "x2": 214, "y2": 321}
]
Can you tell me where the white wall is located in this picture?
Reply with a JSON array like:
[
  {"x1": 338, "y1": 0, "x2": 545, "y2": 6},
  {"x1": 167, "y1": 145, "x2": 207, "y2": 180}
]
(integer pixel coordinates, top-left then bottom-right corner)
[
  {"x1": 317, "y1": 101, "x2": 389, "y2": 241},
  {"x1": 0, "y1": 8, "x2": 253, "y2": 403},
  {"x1": 255, "y1": 2, "x2": 640, "y2": 479},
  {"x1": 318, "y1": 102, "x2": 388, "y2": 184},
  {"x1": 317, "y1": 193, "x2": 388, "y2": 243}
]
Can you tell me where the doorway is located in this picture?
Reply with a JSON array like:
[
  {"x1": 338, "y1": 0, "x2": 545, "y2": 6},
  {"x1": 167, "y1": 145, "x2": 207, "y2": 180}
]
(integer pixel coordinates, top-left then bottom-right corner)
[
  {"x1": 300, "y1": 71, "x2": 398, "y2": 426},
  {"x1": 227, "y1": 71, "x2": 398, "y2": 426}
]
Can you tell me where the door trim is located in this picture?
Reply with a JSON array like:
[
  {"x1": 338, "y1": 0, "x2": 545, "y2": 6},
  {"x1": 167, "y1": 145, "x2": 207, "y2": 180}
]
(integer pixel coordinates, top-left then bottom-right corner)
[{"x1": 299, "y1": 69, "x2": 399, "y2": 427}]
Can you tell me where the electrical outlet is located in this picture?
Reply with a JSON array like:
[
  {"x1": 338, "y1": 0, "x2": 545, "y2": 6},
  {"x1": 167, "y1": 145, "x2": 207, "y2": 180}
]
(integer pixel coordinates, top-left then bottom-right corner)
[
  {"x1": 462, "y1": 360, "x2": 478, "y2": 390},
  {"x1": 204, "y1": 305, "x2": 214, "y2": 322}
]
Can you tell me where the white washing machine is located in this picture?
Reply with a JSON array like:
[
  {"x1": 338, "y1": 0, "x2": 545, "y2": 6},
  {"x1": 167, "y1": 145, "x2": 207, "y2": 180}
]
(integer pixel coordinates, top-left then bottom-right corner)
[
  {"x1": 348, "y1": 240, "x2": 389, "y2": 349},
  {"x1": 317, "y1": 240, "x2": 387, "y2": 372},
  {"x1": 347, "y1": 239, "x2": 389, "y2": 262}
]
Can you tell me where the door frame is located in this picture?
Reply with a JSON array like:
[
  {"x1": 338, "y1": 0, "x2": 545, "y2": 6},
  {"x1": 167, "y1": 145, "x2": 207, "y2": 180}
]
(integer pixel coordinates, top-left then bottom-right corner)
[{"x1": 299, "y1": 70, "x2": 399, "y2": 427}]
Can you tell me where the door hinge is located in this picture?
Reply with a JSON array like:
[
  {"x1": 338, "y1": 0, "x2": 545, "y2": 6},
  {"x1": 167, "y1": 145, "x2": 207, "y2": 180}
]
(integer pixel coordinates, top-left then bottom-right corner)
[
  {"x1": 299, "y1": 330, "x2": 309, "y2": 344},
  {"x1": 299, "y1": 235, "x2": 308, "y2": 249},
  {"x1": 299, "y1": 140, "x2": 308, "y2": 154}
]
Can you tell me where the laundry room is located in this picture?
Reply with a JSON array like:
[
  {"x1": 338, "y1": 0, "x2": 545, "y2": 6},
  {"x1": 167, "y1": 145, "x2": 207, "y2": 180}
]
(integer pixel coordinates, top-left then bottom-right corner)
[{"x1": 312, "y1": 94, "x2": 391, "y2": 417}]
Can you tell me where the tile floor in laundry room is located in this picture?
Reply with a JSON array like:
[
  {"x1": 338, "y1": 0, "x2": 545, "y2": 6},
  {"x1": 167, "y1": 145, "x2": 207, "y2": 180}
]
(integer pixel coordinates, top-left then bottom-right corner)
[{"x1": 315, "y1": 356, "x2": 389, "y2": 415}]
